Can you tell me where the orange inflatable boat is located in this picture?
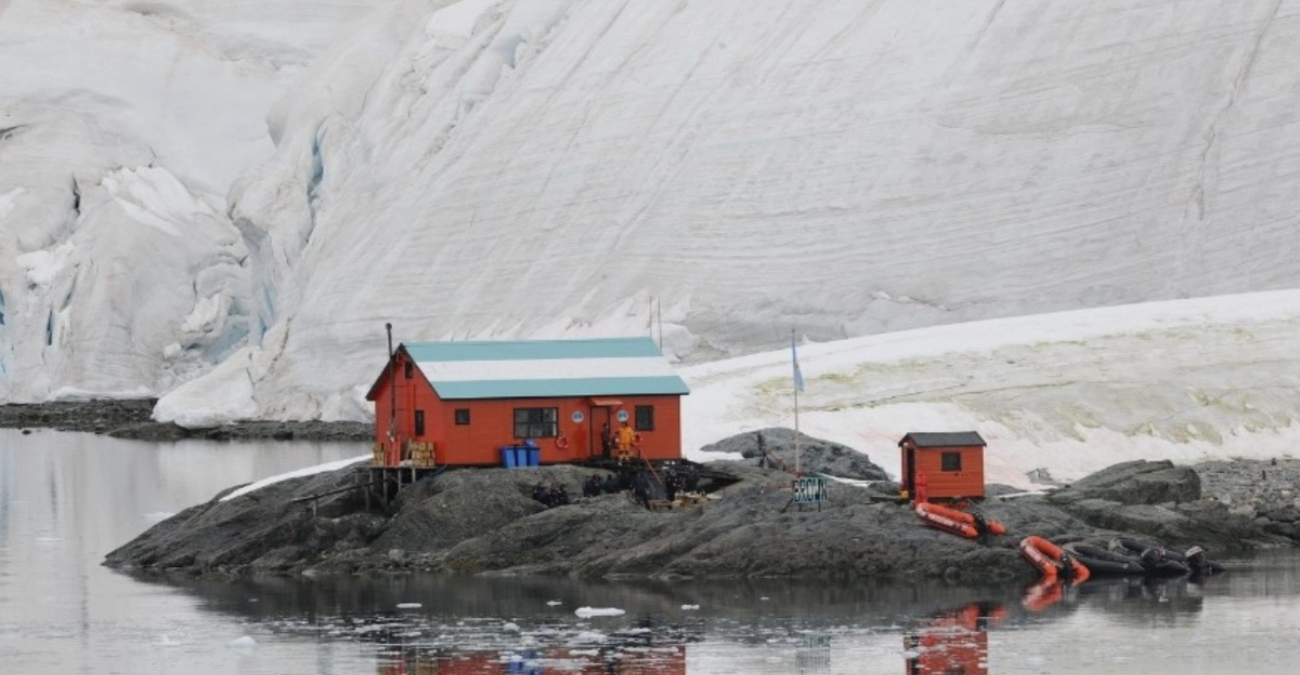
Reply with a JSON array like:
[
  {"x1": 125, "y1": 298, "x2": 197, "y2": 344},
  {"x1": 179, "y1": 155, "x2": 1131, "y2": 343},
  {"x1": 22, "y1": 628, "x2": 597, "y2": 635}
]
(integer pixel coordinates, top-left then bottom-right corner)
[
  {"x1": 1019, "y1": 535, "x2": 1090, "y2": 583},
  {"x1": 915, "y1": 502, "x2": 1007, "y2": 539}
]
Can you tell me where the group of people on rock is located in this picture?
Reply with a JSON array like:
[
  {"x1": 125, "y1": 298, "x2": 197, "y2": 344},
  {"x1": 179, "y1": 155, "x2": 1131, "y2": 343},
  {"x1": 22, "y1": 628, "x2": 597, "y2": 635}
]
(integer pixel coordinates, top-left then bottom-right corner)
[
  {"x1": 581, "y1": 472, "x2": 625, "y2": 497},
  {"x1": 531, "y1": 482, "x2": 571, "y2": 508},
  {"x1": 566, "y1": 464, "x2": 705, "y2": 510}
]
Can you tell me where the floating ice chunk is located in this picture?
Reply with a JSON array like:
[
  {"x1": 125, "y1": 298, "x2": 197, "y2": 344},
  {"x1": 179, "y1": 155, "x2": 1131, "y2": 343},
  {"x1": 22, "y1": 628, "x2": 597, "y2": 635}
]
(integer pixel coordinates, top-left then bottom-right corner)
[
  {"x1": 503, "y1": 622, "x2": 521, "y2": 632},
  {"x1": 574, "y1": 607, "x2": 625, "y2": 618},
  {"x1": 546, "y1": 600, "x2": 563, "y2": 606},
  {"x1": 228, "y1": 635, "x2": 258, "y2": 651},
  {"x1": 157, "y1": 635, "x2": 181, "y2": 647},
  {"x1": 397, "y1": 602, "x2": 423, "y2": 609},
  {"x1": 570, "y1": 630, "x2": 607, "y2": 644},
  {"x1": 760, "y1": 597, "x2": 770, "y2": 601},
  {"x1": 681, "y1": 604, "x2": 700, "y2": 610}
]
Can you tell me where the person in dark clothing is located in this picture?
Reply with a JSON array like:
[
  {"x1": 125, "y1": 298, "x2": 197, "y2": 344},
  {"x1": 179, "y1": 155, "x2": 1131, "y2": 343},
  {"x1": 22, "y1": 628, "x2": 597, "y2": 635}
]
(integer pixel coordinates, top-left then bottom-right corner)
[
  {"x1": 632, "y1": 472, "x2": 652, "y2": 510},
  {"x1": 664, "y1": 469, "x2": 679, "y2": 502},
  {"x1": 600, "y1": 423, "x2": 613, "y2": 459},
  {"x1": 583, "y1": 474, "x2": 602, "y2": 498},
  {"x1": 549, "y1": 485, "x2": 570, "y2": 507},
  {"x1": 603, "y1": 473, "x2": 620, "y2": 494},
  {"x1": 532, "y1": 482, "x2": 550, "y2": 506},
  {"x1": 684, "y1": 466, "x2": 700, "y2": 493}
]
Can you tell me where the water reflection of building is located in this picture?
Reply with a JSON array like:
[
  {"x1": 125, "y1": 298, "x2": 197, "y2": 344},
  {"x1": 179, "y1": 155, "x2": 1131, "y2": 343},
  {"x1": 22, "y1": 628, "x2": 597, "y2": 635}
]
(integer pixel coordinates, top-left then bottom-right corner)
[
  {"x1": 903, "y1": 602, "x2": 1005, "y2": 675},
  {"x1": 375, "y1": 646, "x2": 687, "y2": 675}
]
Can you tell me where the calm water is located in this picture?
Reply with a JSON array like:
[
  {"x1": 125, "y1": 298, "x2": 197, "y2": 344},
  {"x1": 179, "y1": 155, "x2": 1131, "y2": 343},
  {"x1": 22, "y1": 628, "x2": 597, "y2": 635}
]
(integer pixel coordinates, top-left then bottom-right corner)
[{"x1": 2, "y1": 429, "x2": 1299, "y2": 674}]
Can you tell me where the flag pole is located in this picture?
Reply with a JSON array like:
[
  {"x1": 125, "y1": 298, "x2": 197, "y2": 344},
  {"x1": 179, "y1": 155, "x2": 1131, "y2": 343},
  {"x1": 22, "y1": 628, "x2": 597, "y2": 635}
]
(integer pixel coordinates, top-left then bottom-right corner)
[{"x1": 792, "y1": 328, "x2": 800, "y2": 476}]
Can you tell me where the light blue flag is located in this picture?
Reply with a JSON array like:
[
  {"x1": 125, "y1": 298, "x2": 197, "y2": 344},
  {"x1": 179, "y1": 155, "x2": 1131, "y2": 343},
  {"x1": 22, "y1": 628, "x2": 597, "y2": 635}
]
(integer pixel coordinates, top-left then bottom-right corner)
[{"x1": 792, "y1": 334, "x2": 805, "y2": 392}]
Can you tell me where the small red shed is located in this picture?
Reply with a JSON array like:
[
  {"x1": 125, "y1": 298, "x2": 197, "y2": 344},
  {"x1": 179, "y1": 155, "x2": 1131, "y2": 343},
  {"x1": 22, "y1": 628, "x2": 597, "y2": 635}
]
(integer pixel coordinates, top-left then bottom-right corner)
[
  {"x1": 365, "y1": 337, "x2": 689, "y2": 467},
  {"x1": 899, "y1": 431, "x2": 987, "y2": 502}
]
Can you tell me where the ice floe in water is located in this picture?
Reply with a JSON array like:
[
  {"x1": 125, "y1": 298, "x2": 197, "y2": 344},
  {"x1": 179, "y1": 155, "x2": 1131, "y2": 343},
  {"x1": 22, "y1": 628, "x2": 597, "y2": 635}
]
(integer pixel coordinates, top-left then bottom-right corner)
[
  {"x1": 570, "y1": 631, "x2": 607, "y2": 645},
  {"x1": 575, "y1": 607, "x2": 625, "y2": 618},
  {"x1": 397, "y1": 603, "x2": 423, "y2": 609},
  {"x1": 227, "y1": 635, "x2": 258, "y2": 651}
]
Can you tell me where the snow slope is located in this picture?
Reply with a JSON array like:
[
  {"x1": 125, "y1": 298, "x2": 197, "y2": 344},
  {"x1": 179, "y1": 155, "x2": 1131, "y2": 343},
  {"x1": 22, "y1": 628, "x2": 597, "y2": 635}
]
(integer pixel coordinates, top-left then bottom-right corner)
[
  {"x1": 0, "y1": 1, "x2": 388, "y2": 401},
  {"x1": 159, "y1": 0, "x2": 1300, "y2": 423},
  {"x1": 681, "y1": 290, "x2": 1300, "y2": 488}
]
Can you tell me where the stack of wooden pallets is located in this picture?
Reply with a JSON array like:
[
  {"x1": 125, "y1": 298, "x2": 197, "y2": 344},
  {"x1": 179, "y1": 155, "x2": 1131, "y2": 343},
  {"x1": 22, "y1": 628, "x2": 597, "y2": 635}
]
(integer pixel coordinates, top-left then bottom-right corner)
[{"x1": 410, "y1": 442, "x2": 436, "y2": 468}]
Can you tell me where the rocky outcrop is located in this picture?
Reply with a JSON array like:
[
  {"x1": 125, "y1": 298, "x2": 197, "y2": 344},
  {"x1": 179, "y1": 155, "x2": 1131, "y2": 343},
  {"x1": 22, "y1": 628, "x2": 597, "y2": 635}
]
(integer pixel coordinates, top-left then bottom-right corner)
[
  {"x1": 698, "y1": 428, "x2": 890, "y2": 481},
  {"x1": 1047, "y1": 460, "x2": 1201, "y2": 506},
  {"x1": 104, "y1": 451, "x2": 1292, "y2": 582}
]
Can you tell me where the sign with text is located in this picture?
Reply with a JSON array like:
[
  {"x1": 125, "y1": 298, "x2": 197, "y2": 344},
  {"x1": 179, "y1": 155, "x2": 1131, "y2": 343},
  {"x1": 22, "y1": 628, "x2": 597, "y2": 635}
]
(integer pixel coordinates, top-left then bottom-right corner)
[{"x1": 793, "y1": 477, "x2": 829, "y2": 505}]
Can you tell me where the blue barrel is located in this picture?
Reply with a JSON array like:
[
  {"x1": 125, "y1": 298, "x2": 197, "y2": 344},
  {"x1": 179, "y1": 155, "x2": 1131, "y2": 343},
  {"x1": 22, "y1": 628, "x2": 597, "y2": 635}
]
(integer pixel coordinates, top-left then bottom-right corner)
[
  {"x1": 501, "y1": 446, "x2": 517, "y2": 468},
  {"x1": 527, "y1": 448, "x2": 541, "y2": 466}
]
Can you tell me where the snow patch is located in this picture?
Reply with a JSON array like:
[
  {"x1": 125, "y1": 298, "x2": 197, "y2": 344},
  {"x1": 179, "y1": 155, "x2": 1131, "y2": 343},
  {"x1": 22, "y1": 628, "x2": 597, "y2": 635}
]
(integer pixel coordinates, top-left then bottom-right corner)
[
  {"x1": 220, "y1": 455, "x2": 370, "y2": 502},
  {"x1": 0, "y1": 187, "x2": 26, "y2": 221},
  {"x1": 15, "y1": 243, "x2": 75, "y2": 291},
  {"x1": 102, "y1": 167, "x2": 216, "y2": 236},
  {"x1": 426, "y1": 0, "x2": 501, "y2": 44},
  {"x1": 45, "y1": 386, "x2": 155, "y2": 402}
]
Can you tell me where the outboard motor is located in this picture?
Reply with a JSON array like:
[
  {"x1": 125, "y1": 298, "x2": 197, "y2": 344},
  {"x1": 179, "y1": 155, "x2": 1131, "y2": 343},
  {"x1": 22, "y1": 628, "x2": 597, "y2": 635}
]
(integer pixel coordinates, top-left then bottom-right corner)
[{"x1": 1059, "y1": 552, "x2": 1076, "y2": 582}]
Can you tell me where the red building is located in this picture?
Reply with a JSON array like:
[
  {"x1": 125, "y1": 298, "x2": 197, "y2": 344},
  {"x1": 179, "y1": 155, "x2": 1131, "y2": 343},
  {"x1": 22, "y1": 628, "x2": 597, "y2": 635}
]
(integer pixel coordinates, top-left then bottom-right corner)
[
  {"x1": 898, "y1": 431, "x2": 987, "y2": 502},
  {"x1": 365, "y1": 337, "x2": 689, "y2": 467}
]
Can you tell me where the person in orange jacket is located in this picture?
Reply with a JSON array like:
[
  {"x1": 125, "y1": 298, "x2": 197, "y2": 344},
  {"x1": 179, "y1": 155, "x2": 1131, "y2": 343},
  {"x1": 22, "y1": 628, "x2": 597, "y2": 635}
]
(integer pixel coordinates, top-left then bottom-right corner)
[{"x1": 616, "y1": 420, "x2": 635, "y2": 462}]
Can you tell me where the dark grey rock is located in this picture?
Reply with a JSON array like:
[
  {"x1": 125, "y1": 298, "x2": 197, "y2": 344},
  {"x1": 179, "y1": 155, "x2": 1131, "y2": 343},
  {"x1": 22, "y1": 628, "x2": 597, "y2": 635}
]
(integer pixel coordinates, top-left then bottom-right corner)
[
  {"x1": 1048, "y1": 460, "x2": 1201, "y2": 506},
  {"x1": 107, "y1": 456, "x2": 1286, "y2": 581},
  {"x1": 698, "y1": 427, "x2": 889, "y2": 481}
]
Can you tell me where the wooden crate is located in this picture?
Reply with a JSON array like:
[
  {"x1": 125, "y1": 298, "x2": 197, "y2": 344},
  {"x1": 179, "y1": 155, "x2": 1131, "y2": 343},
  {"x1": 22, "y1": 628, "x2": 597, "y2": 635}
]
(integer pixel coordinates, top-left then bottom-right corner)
[{"x1": 410, "y1": 441, "x2": 436, "y2": 468}]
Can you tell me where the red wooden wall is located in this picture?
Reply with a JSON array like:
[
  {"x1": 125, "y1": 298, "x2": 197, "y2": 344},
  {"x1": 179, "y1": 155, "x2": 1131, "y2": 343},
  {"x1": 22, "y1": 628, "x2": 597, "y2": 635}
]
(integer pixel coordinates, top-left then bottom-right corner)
[{"x1": 900, "y1": 444, "x2": 985, "y2": 500}]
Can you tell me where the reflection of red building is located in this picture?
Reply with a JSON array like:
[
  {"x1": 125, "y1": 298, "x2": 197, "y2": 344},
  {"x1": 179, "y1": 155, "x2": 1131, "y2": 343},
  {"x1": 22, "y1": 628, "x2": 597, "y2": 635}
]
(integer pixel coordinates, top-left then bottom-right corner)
[
  {"x1": 376, "y1": 645, "x2": 687, "y2": 675},
  {"x1": 904, "y1": 603, "x2": 1005, "y2": 675}
]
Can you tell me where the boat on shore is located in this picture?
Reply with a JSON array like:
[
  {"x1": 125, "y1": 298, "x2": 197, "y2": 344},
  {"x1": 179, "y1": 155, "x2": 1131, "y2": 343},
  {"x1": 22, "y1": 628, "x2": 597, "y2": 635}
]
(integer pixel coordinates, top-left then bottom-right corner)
[
  {"x1": 915, "y1": 502, "x2": 1006, "y2": 539},
  {"x1": 1020, "y1": 535, "x2": 1091, "y2": 583}
]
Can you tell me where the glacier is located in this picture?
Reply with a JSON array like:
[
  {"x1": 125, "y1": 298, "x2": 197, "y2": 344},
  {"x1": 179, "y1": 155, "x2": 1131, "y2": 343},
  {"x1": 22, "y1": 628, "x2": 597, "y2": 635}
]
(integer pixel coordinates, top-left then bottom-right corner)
[
  {"x1": 0, "y1": 0, "x2": 388, "y2": 401},
  {"x1": 161, "y1": 0, "x2": 1300, "y2": 424},
  {"x1": 3, "y1": 0, "x2": 1299, "y2": 479}
]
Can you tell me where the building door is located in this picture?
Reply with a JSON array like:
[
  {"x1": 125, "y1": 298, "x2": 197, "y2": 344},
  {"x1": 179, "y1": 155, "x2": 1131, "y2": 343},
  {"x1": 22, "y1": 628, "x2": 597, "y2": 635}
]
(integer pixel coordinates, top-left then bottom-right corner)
[
  {"x1": 905, "y1": 447, "x2": 916, "y2": 496},
  {"x1": 590, "y1": 405, "x2": 614, "y2": 458}
]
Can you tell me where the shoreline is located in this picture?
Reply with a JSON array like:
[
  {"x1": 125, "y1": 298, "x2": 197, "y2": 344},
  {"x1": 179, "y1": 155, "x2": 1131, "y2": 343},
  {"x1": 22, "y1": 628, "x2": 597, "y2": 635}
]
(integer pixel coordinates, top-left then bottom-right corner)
[
  {"x1": 0, "y1": 399, "x2": 371, "y2": 442},
  {"x1": 104, "y1": 451, "x2": 1297, "y2": 582}
]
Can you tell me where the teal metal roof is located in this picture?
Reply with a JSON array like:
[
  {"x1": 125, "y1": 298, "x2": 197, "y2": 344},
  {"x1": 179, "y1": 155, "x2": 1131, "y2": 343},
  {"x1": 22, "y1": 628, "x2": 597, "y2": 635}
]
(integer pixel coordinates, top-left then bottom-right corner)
[
  {"x1": 402, "y1": 337, "x2": 689, "y2": 400},
  {"x1": 403, "y1": 337, "x2": 665, "y2": 362},
  {"x1": 434, "y1": 376, "x2": 689, "y2": 400}
]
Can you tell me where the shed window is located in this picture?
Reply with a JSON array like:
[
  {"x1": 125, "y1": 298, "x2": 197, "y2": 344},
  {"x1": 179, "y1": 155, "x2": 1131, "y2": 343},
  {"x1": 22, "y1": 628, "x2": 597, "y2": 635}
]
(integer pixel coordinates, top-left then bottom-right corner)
[
  {"x1": 414, "y1": 410, "x2": 425, "y2": 436},
  {"x1": 404, "y1": 361, "x2": 414, "y2": 379},
  {"x1": 635, "y1": 405, "x2": 655, "y2": 431},
  {"x1": 941, "y1": 451, "x2": 962, "y2": 472},
  {"x1": 514, "y1": 407, "x2": 558, "y2": 439},
  {"x1": 454, "y1": 408, "x2": 471, "y2": 425}
]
